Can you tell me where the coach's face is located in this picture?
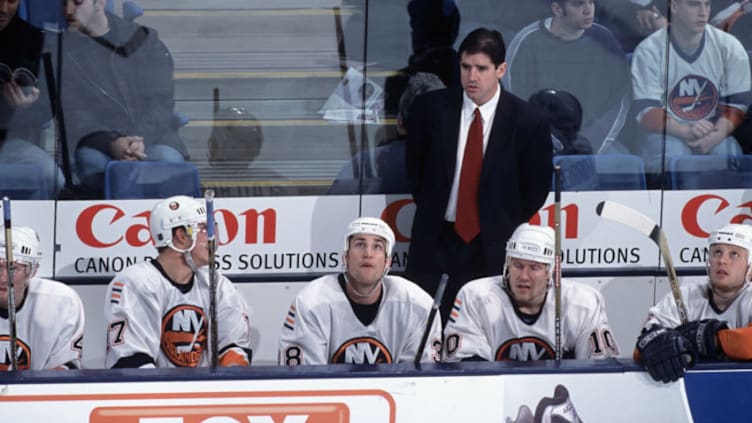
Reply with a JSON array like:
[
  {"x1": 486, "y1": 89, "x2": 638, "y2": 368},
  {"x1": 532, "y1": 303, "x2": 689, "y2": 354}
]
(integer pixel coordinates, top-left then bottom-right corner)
[
  {"x1": 708, "y1": 243, "x2": 749, "y2": 299},
  {"x1": 460, "y1": 51, "x2": 506, "y2": 107},
  {"x1": 507, "y1": 257, "x2": 549, "y2": 314}
]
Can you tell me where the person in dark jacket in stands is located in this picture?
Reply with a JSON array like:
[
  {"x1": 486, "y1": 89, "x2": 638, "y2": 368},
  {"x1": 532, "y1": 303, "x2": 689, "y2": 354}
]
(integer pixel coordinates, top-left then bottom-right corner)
[
  {"x1": 60, "y1": 0, "x2": 187, "y2": 197},
  {"x1": 0, "y1": 0, "x2": 64, "y2": 198}
]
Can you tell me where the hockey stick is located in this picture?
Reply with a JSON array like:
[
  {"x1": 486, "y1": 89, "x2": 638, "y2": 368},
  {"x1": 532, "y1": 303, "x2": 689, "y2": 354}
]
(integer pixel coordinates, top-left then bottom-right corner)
[
  {"x1": 553, "y1": 166, "x2": 563, "y2": 361},
  {"x1": 205, "y1": 190, "x2": 219, "y2": 367},
  {"x1": 2, "y1": 197, "x2": 19, "y2": 370},
  {"x1": 711, "y1": 0, "x2": 752, "y2": 30},
  {"x1": 596, "y1": 201, "x2": 688, "y2": 323},
  {"x1": 681, "y1": 80, "x2": 708, "y2": 113},
  {"x1": 415, "y1": 273, "x2": 449, "y2": 364}
]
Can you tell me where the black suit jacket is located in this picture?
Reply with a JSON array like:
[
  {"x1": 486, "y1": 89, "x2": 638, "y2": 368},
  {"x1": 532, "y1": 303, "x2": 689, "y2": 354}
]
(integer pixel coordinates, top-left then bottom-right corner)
[{"x1": 405, "y1": 86, "x2": 553, "y2": 275}]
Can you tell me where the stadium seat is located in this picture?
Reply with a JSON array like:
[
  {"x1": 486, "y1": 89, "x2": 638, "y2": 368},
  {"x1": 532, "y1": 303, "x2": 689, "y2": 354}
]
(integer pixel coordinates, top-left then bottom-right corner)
[
  {"x1": 18, "y1": 0, "x2": 61, "y2": 30},
  {"x1": 19, "y1": 0, "x2": 143, "y2": 29},
  {"x1": 104, "y1": 161, "x2": 202, "y2": 199},
  {"x1": 668, "y1": 155, "x2": 752, "y2": 190},
  {"x1": 0, "y1": 163, "x2": 50, "y2": 200},
  {"x1": 553, "y1": 154, "x2": 646, "y2": 191}
]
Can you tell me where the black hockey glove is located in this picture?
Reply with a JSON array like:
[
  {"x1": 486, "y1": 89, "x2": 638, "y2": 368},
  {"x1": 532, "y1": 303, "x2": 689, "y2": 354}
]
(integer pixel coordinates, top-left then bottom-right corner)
[
  {"x1": 675, "y1": 319, "x2": 728, "y2": 360},
  {"x1": 636, "y1": 325, "x2": 696, "y2": 383}
]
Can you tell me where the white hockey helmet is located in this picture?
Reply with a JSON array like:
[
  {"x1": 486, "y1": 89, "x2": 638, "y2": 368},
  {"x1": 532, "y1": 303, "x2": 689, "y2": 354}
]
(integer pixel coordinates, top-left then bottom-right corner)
[
  {"x1": 149, "y1": 195, "x2": 207, "y2": 253},
  {"x1": 0, "y1": 226, "x2": 42, "y2": 273},
  {"x1": 503, "y1": 223, "x2": 556, "y2": 284},
  {"x1": 708, "y1": 223, "x2": 752, "y2": 266},
  {"x1": 343, "y1": 217, "x2": 395, "y2": 257}
]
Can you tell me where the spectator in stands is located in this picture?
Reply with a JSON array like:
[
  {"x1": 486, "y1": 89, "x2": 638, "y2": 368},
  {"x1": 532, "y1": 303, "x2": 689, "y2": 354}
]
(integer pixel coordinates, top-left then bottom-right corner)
[
  {"x1": 383, "y1": 0, "x2": 459, "y2": 119},
  {"x1": 278, "y1": 217, "x2": 441, "y2": 365},
  {"x1": 104, "y1": 195, "x2": 252, "y2": 368},
  {"x1": 591, "y1": 0, "x2": 668, "y2": 52},
  {"x1": 504, "y1": 0, "x2": 632, "y2": 154},
  {"x1": 635, "y1": 223, "x2": 752, "y2": 383},
  {"x1": 597, "y1": 0, "x2": 752, "y2": 53},
  {"x1": 443, "y1": 223, "x2": 620, "y2": 361},
  {"x1": 1, "y1": 226, "x2": 84, "y2": 370},
  {"x1": 208, "y1": 107, "x2": 263, "y2": 169},
  {"x1": 631, "y1": 0, "x2": 751, "y2": 175},
  {"x1": 528, "y1": 88, "x2": 594, "y2": 155},
  {"x1": 0, "y1": 0, "x2": 64, "y2": 198},
  {"x1": 206, "y1": 102, "x2": 303, "y2": 197},
  {"x1": 329, "y1": 72, "x2": 445, "y2": 194},
  {"x1": 60, "y1": 0, "x2": 188, "y2": 197},
  {"x1": 454, "y1": 0, "x2": 552, "y2": 47}
]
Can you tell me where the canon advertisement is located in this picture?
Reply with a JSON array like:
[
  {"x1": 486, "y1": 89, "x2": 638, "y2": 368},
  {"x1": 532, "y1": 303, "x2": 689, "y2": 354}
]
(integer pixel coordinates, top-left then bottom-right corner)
[{"x1": 2, "y1": 190, "x2": 750, "y2": 279}]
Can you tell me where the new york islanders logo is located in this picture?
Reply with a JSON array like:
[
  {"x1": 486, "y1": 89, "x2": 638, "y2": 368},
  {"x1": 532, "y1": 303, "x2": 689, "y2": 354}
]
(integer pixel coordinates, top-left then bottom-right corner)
[
  {"x1": 0, "y1": 336, "x2": 31, "y2": 370},
  {"x1": 330, "y1": 337, "x2": 393, "y2": 364},
  {"x1": 669, "y1": 75, "x2": 718, "y2": 121},
  {"x1": 161, "y1": 305, "x2": 207, "y2": 367},
  {"x1": 496, "y1": 337, "x2": 555, "y2": 361}
]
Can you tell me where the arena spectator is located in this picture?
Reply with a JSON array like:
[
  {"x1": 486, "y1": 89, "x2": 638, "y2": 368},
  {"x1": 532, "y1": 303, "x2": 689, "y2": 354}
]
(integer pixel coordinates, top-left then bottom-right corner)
[{"x1": 59, "y1": 0, "x2": 188, "y2": 197}]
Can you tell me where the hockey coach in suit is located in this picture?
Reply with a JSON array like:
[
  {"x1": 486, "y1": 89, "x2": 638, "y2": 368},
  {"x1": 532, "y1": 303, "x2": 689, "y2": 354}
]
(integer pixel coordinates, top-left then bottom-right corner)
[{"x1": 405, "y1": 27, "x2": 553, "y2": 324}]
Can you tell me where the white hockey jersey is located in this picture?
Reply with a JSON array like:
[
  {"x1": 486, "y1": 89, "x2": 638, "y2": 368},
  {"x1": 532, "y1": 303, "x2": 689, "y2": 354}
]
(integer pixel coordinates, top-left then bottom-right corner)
[
  {"x1": 644, "y1": 280, "x2": 752, "y2": 330},
  {"x1": 443, "y1": 276, "x2": 620, "y2": 361},
  {"x1": 104, "y1": 261, "x2": 252, "y2": 368},
  {"x1": 278, "y1": 274, "x2": 441, "y2": 365},
  {"x1": 1, "y1": 277, "x2": 84, "y2": 370},
  {"x1": 631, "y1": 25, "x2": 751, "y2": 124}
]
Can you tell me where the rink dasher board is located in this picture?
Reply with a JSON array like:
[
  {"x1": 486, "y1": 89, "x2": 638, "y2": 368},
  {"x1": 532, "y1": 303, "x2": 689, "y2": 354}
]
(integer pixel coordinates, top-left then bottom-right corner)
[{"x1": 1, "y1": 190, "x2": 743, "y2": 280}]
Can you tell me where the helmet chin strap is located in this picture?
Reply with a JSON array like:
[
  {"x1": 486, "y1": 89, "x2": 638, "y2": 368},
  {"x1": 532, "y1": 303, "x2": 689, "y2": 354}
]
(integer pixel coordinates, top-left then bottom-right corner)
[
  {"x1": 167, "y1": 226, "x2": 198, "y2": 271},
  {"x1": 183, "y1": 251, "x2": 198, "y2": 273}
]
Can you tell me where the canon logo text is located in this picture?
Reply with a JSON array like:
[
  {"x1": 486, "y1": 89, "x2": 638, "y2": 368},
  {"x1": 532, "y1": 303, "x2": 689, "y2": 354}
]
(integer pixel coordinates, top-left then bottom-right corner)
[
  {"x1": 529, "y1": 203, "x2": 579, "y2": 239},
  {"x1": 75, "y1": 204, "x2": 277, "y2": 248},
  {"x1": 682, "y1": 194, "x2": 752, "y2": 237}
]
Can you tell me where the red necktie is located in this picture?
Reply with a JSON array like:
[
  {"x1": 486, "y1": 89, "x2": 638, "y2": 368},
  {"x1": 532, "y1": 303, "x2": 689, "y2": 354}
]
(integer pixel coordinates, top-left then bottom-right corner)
[{"x1": 455, "y1": 108, "x2": 483, "y2": 243}]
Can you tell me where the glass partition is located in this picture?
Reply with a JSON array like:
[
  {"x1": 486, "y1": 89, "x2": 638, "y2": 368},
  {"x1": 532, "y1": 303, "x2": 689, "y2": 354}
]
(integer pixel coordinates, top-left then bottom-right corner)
[{"x1": 3, "y1": 0, "x2": 751, "y2": 199}]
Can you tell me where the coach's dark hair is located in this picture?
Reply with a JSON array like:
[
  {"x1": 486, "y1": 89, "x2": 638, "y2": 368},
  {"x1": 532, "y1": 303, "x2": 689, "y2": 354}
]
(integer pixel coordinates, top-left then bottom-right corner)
[{"x1": 458, "y1": 27, "x2": 506, "y2": 66}]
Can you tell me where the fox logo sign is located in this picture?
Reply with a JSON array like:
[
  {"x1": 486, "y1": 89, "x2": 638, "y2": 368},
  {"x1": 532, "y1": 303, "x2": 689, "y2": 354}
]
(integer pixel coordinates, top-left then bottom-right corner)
[
  {"x1": 90, "y1": 403, "x2": 351, "y2": 423},
  {"x1": 496, "y1": 337, "x2": 556, "y2": 361},
  {"x1": 161, "y1": 305, "x2": 208, "y2": 367},
  {"x1": 0, "y1": 336, "x2": 31, "y2": 370},
  {"x1": 330, "y1": 337, "x2": 393, "y2": 364}
]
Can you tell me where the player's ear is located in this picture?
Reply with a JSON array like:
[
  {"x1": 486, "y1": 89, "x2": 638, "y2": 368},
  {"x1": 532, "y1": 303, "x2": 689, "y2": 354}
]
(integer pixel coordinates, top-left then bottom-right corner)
[
  {"x1": 383, "y1": 255, "x2": 392, "y2": 275},
  {"x1": 174, "y1": 226, "x2": 191, "y2": 245}
]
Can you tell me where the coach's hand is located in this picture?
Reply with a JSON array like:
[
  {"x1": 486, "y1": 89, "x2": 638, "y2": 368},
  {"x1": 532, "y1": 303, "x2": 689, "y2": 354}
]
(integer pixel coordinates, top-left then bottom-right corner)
[
  {"x1": 676, "y1": 319, "x2": 728, "y2": 360},
  {"x1": 636, "y1": 325, "x2": 696, "y2": 383}
]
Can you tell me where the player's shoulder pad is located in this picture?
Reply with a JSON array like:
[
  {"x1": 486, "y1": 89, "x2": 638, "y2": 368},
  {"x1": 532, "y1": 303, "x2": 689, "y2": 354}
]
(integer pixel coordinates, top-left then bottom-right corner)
[
  {"x1": 383, "y1": 275, "x2": 434, "y2": 307},
  {"x1": 109, "y1": 261, "x2": 162, "y2": 291},
  {"x1": 27, "y1": 277, "x2": 84, "y2": 305},
  {"x1": 296, "y1": 273, "x2": 343, "y2": 300},
  {"x1": 561, "y1": 279, "x2": 605, "y2": 308},
  {"x1": 461, "y1": 276, "x2": 502, "y2": 296}
]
